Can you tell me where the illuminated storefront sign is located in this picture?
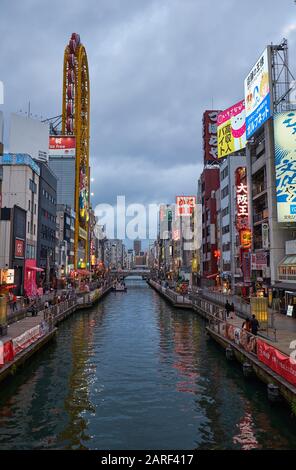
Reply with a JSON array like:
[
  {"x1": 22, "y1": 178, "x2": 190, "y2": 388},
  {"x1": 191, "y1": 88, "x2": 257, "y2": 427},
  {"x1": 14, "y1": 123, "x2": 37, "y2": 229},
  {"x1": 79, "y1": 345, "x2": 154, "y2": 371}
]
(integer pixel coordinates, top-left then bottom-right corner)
[
  {"x1": 176, "y1": 196, "x2": 196, "y2": 217},
  {"x1": 0, "y1": 269, "x2": 15, "y2": 285},
  {"x1": 235, "y1": 167, "x2": 249, "y2": 230},
  {"x1": 244, "y1": 47, "x2": 272, "y2": 139},
  {"x1": 274, "y1": 111, "x2": 296, "y2": 223},
  {"x1": 203, "y1": 110, "x2": 220, "y2": 164},
  {"x1": 217, "y1": 100, "x2": 246, "y2": 158},
  {"x1": 240, "y1": 229, "x2": 252, "y2": 249}
]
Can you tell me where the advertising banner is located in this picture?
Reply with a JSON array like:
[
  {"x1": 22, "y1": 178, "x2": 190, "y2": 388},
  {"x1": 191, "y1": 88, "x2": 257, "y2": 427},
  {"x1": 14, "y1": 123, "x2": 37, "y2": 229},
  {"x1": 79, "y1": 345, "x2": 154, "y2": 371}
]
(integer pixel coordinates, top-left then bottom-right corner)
[
  {"x1": 0, "y1": 339, "x2": 14, "y2": 366},
  {"x1": 226, "y1": 324, "x2": 257, "y2": 354},
  {"x1": 217, "y1": 100, "x2": 246, "y2": 158},
  {"x1": 262, "y1": 223, "x2": 269, "y2": 249},
  {"x1": 274, "y1": 111, "x2": 296, "y2": 223},
  {"x1": 0, "y1": 269, "x2": 15, "y2": 285},
  {"x1": 257, "y1": 339, "x2": 296, "y2": 386},
  {"x1": 15, "y1": 238, "x2": 25, "y2": 258},
  {"x1": 12, "y1": 325, "x2": 43, "y2": 355},
  {"x1": 49, "y1": 136, "x2": 76, "y2": 157},
  {"x1": 176, "y1": 196, "x2": 196, "y2": 217},
  {"x1": 244, "y1": 48, "x2": 272, "y2": 139},
  {"x1": 203, "y1": 110, "x2": 220, "y2": 164},
  {"x1": 251, "y1": 252, "x2": 267, "y2": 270},
  {"x1": 240, "y1": 229, "x2": 252, "y2": 248}
]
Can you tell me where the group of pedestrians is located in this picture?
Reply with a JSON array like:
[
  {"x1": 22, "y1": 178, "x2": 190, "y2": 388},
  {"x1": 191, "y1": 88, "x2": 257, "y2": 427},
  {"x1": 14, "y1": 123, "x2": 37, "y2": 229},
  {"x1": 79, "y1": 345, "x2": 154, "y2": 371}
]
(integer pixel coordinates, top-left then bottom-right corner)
[{"x1": 224, "y1": 299, "x2": 260, "y2": 336}]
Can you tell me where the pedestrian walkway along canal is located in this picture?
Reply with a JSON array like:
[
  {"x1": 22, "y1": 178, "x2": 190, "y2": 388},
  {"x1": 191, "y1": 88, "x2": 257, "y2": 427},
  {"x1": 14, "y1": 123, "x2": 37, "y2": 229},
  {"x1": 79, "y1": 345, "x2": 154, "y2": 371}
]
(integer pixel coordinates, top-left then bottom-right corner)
[{"x1": 0, "y1": 278, "x2": 295, "y2": 450}]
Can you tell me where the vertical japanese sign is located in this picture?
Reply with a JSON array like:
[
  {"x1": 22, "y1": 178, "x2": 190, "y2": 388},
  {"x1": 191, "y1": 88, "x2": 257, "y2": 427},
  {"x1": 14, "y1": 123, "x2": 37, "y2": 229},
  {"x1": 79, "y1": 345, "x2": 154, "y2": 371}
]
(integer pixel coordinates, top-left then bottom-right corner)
[
  {"x1": 203, "y1": 110, "x2": 220, "y2": 164},
  {"x1": 274, "y1": 111, "x2": 296, "y2": 222},
  {"x1": 244, "y1": 48, "x2": 272, "y2": 139},
  {"x1": 217, "y1": 100, "x2": 246, "y2": 158},
  {"x1": 235, "y1": 167, "x2": 249, "y2": 230}
]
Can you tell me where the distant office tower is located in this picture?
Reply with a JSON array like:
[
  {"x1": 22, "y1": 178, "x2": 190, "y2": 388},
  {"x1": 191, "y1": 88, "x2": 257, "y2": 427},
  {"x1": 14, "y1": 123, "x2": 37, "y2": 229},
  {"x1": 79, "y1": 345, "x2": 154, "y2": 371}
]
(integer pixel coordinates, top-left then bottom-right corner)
[{"x1": 133, "y1": 239, "x2": 141, "y2": 256}]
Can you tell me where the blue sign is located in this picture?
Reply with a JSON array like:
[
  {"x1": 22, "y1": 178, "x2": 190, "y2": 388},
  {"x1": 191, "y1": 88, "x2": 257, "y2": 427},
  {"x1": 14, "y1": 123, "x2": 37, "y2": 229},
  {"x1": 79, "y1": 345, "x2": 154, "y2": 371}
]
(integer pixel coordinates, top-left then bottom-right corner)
[
  {"x1": 246, "y1": 93, "x2": 271, "y2": 139},
  {"x1": 0, "y1": 153, "x2": 40, "y2": 175},
  {"x1": 244, "y1": 48, "x2": 272, "y2": 139}
]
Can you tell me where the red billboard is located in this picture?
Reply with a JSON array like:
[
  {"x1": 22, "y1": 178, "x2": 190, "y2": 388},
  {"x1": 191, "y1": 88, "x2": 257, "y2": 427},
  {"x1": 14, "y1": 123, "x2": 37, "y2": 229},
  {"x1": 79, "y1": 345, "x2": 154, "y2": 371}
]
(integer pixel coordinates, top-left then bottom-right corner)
[
  {"x1": 257, "y1": 339, "x2": 296, "y2": 387},
  {"x1": 202, "y1": 110, "x2": 220, "y2": 164},
  {"x1": 49, "y1": 136, "x2": 76, "y2": 156},
  {"x1": 176, "y1": 196, "x2": 196, "y2": 217},
  {"x1": 15, "y1": 238, "x2": 24, "y2": 258}
]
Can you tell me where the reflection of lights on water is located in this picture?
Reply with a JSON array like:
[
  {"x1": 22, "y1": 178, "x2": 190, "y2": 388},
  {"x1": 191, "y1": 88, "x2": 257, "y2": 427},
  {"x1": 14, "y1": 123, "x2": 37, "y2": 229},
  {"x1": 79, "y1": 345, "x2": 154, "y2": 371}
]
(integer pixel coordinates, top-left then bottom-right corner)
[{"x1": 233, "y1": 412, "x2": 259, "y2": 450}]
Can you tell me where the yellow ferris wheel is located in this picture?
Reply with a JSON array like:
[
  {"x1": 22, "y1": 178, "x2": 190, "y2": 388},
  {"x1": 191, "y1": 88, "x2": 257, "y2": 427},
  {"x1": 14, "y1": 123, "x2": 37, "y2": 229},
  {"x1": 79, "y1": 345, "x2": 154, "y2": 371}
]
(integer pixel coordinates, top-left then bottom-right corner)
[{"x1": 62, "y1": 33, "x2": 90, "y2": 269}]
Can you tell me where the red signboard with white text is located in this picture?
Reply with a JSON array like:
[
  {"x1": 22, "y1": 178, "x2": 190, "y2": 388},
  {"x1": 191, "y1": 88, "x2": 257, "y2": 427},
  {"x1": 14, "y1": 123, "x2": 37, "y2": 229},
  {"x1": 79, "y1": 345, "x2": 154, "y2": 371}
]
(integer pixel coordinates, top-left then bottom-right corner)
[
  {"x1": 49, "y1": 136, "x2": 76, "y2": 157},
  {"x1": 257, "y1": 339, "x2": 296, "y2": 386},
  {"x1": 15, "y1": 238, "x2": 24, "y2": 258},
  {"x1": 176, "y1": 196, "x2": 196, "y2": 217}
]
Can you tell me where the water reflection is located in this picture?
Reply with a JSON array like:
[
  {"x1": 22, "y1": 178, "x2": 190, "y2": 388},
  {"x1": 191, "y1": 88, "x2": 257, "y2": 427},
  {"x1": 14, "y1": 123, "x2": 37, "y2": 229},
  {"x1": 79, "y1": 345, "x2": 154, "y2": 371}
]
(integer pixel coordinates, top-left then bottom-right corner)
[{"x1": 0, "y1": 279, "x2": 295, "y2": 449}]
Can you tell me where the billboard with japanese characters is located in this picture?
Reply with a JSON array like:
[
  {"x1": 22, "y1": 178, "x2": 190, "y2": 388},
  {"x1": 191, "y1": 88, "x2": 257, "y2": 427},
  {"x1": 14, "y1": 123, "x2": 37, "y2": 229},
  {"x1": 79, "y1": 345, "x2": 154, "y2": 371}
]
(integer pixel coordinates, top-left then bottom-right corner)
[
  {"x1": 244, "y1": 48, "x2": 272, "y2": 139},
  {"x1": 274, "y1": 111, "x2": 296, "y2": 223},
  {"x1": 217, "y1": 100, "x2": 246, "y2": 158},
  {"x1": 202, "y1": 110, "x2": 220, "y2": 164},
  {"x1": 176, "y1": 196, "x2": 196, "y2": 217}
]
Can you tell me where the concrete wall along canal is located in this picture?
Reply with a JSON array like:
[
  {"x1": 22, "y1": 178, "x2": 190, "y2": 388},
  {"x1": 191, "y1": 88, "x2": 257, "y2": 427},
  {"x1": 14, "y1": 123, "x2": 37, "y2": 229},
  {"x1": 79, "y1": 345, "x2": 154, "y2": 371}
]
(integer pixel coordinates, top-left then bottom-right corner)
[
  {"x1": 148, "y1": 280, "x2": 296, "y2": 408},
  {"x1": 0, "y1": 285, "x2": 112, "y2": 384}
]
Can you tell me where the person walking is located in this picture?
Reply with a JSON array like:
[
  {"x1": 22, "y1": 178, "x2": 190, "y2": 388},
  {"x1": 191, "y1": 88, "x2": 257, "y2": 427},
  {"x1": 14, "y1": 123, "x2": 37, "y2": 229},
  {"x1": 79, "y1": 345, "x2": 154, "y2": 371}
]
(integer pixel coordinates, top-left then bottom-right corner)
[
  {"x1": 12, "y1": 294, "x2": 17, "y2": 312},
  {"x1": 225, "y1": 300, "x2": 232, "y2": 319},
  {"x1": 242, "y1": 317, "x2": 251, "y2": 332},
  {"x1": 250, "y1": 314, "x2": 260, "y2": 336},
  {"x1": 230, "y1": 302, "x2": 235, "y2": 319}
]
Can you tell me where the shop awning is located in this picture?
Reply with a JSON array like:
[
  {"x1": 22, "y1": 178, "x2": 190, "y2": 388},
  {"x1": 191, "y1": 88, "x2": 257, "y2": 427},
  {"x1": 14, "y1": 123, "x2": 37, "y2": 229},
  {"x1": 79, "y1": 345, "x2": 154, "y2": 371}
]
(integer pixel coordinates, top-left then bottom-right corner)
[
  {"x1": 272, "y1": 282, "x2": 296, "y2": 291},
  {"x1": 279, "y1": 255, "x2": 296, "y2": 266},
  {"x1": 26, "y1": 266, "x2": 44, "y2": 272},
  {"x1": 206, "y1": 273, "x2": 219, "y2": 279}
]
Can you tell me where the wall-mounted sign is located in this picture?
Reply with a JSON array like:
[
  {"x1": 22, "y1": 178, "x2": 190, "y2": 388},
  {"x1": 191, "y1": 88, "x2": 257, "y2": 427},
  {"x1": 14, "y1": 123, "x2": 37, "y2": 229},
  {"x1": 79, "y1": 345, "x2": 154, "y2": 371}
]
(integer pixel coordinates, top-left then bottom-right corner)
[
  {"x1": 251, "y1": 252, "x2": 267, "y2": 270},
  {"x1": 240, "y1": 229, "x2": 252, "y2": 248},
  {"x1": 0, "y1": 153, "x2": 40, "y2": 175},
  {"x1": 274, "y1": 111, "x2": 296, "y2": 223},
  {"x1": 176, "y1": 196, "x2": 196, "y2": 217},
  {"x1": 14, "y1": 238, "x2": 24, "y2": 258},
  {"x1": 262, "y1": 223, "x2": 269, "y2": 249},
  {"x1": 79, "y1": 226, "x2": 87, "y2": 240},
  {"x1": 203, "y1": 110, "x2": 220, "y2": 164},
  {"x1": 217, "y1": 100, "x2": 246, "y2": 158},
  {"x1": 49, "y1": 136, "x2": 76, "y2": 157},
  {"x1": 244, "y1": 47, "x2": 272, "y2": 139},
  {"x1": 0, "y1": 269, "x2": 15, "y2": 285},
  {"x1": 235, "y1": 167, "x2": 249, "y2": 230}
]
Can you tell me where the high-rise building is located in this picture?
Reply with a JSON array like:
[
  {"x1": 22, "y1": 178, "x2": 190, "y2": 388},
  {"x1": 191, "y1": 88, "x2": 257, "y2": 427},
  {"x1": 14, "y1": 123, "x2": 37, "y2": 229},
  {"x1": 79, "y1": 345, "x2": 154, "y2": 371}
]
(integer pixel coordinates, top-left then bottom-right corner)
[
  {"x1": 133, "y1": 239, "x2": 141, "y2": 256},
  {"x1": 0, "y1": 154, "x2": 40, "y2": 295},
  {"x1": 36, "y1": 162, "x2": 57, "y2": 286},
  {"x1": 199, "y1": 167, "x2": 220, "y2": 285}
]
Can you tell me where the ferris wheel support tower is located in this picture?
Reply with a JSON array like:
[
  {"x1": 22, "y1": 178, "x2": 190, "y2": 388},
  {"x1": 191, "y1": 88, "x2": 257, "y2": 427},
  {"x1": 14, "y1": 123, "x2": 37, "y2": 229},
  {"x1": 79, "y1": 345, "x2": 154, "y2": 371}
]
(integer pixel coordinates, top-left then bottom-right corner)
[{"x1": 62, "y1": 33, "x2": 90, "y2": 270}]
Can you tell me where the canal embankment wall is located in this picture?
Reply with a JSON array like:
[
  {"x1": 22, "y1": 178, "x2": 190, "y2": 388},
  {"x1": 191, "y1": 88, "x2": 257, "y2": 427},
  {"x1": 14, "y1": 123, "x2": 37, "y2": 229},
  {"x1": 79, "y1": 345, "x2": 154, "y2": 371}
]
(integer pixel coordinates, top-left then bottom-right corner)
[
  {"x1": 147, "y1": 280, "x2": 296, "y2": 408},
  {"x1": 0, "y1": 285, "x2": 112, "y2": 384}
]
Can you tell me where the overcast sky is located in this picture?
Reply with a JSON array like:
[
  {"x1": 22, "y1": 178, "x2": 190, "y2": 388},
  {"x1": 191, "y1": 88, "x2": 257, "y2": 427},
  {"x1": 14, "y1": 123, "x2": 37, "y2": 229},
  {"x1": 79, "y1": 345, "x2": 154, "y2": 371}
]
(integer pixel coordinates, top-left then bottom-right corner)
[{"x1": 0, "y1": 0, "x2": 296, "y2": 212}]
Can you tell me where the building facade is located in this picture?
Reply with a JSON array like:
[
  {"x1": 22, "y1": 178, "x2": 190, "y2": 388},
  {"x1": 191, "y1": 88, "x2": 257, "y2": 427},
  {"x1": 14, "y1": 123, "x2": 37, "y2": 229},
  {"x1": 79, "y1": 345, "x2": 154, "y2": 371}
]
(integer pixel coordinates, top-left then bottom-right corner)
[
  {"x1": 37, "y1": 162, "x2": 57, "y2": 286},
  {"x1": 0, "y1": 154, "x2": 40, "y2": 295}
]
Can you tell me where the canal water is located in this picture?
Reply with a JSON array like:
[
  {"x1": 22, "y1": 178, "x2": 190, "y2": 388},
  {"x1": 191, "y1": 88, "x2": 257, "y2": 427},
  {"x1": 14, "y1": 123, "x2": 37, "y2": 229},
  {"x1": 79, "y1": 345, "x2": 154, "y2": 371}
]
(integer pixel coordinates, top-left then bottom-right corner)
[{"x1": 0, "y1": 278, "x2": 295, "y2": 450}]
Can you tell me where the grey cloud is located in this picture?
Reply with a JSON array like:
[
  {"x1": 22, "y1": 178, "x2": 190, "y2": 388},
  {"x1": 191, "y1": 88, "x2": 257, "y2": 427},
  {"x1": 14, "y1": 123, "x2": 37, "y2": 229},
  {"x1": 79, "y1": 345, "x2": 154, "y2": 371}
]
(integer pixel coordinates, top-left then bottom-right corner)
[{"x1": 0, "y1": 0, "x2": 295, "y2": 210}]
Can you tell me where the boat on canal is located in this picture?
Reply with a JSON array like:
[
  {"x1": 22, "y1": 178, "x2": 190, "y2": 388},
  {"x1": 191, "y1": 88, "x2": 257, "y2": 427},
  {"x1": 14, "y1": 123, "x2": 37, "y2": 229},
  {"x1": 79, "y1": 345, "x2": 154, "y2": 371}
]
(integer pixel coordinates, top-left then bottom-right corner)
[{"x1": 112, "y1": 281, "x2": 127, "y2": 292}]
